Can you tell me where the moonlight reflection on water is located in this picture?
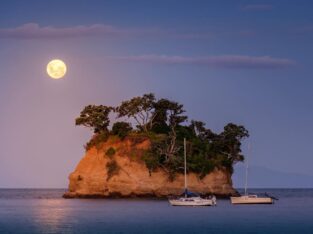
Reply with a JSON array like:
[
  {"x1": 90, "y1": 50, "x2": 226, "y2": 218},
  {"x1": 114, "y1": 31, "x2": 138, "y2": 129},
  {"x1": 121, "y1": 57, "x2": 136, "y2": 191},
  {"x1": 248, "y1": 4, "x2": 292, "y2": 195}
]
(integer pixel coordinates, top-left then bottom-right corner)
[{"x1": 0, "y1": 189, "x2": 312, "y2": 234}]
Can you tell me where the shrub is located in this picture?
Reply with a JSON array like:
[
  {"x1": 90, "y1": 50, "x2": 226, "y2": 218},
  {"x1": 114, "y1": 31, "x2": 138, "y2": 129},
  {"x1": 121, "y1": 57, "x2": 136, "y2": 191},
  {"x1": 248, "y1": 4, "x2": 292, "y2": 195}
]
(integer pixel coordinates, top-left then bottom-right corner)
[
  {"x1": 188, "y1": 153, "x2": 215, "y2": 179},
  {"x1": 112, "y1": 122, "x2": 132, "y2": 139},
  {"x1": 105, "y1": 147, "x2": 116, "y2": 158},
  {"x1": 106, "y1": 160, "x2": 120, "y2": 181},
  {"x1": 84, "y1": 131, "x2": 109, "y2": 151},
  {"x1": 142, "y1": 151, "x2": 159, "y2": 175}
]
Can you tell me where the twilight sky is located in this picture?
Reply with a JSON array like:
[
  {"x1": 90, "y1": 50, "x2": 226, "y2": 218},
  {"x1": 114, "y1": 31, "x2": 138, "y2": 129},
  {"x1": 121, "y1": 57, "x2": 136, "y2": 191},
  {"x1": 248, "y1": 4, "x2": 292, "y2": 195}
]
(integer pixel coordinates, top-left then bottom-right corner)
[{"x1": 1, "y1": 0, "x2": 313, "y2": 188}]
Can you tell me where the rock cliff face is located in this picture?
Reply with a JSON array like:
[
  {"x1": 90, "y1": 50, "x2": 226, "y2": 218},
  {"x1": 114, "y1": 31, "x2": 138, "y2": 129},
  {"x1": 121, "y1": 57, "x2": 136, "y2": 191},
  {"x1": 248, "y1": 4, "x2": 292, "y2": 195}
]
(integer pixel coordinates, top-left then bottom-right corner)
[{"x1": 64, "y1": 137, "x2": 237, "y2": 198}]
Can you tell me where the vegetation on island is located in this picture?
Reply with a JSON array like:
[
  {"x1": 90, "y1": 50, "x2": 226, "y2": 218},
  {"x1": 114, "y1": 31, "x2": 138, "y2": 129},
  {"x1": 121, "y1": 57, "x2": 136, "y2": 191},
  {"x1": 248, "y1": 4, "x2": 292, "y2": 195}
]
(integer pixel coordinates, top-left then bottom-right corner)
[{"x1": 75, "y1": 93, "x2": 249, "y2": 180}]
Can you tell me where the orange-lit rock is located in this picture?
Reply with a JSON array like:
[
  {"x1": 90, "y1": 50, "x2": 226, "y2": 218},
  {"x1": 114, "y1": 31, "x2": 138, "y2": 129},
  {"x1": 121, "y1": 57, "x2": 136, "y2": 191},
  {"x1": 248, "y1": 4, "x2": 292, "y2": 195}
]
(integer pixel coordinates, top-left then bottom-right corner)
[{"x1": 64, "y1": 136, "x2": 237, "y2": 198}]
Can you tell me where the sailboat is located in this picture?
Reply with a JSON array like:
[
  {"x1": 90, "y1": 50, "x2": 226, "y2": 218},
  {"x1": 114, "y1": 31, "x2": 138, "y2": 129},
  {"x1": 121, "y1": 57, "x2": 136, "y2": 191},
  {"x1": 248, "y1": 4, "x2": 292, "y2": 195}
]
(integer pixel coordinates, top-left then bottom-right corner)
[
  {"x1": 230, "y1": 144, "x2": 274, "y2": 205},
  {"x1": 168, "y1": 138, "x2": 217, "y2": 206}
]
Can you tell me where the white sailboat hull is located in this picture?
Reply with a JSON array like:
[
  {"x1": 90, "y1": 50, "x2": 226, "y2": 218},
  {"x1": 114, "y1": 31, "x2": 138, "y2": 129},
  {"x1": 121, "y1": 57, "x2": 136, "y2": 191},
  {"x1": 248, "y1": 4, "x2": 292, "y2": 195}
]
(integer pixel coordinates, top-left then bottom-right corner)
[
  {"x1": 169, "y1": 197, "x2": 216, "y2": 206},
  {"x1": 231, "y1": 195, "x2": 273, "y2": 204}
]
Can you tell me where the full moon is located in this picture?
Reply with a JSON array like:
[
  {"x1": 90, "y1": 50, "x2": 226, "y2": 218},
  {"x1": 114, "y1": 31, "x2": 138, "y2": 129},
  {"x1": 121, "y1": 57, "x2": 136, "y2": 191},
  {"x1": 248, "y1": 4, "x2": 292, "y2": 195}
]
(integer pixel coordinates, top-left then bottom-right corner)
[{"x1": 46, "y1": 59, "x2": 67, "y2": 79}]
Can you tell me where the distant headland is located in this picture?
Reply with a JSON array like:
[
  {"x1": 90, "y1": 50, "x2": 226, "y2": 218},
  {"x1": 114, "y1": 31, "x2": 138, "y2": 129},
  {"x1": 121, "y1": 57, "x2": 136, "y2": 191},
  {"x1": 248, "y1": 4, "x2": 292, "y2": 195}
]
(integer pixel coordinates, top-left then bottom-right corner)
[{"x1": 64, "y1": 93, "x2": 248, "y2": 198}]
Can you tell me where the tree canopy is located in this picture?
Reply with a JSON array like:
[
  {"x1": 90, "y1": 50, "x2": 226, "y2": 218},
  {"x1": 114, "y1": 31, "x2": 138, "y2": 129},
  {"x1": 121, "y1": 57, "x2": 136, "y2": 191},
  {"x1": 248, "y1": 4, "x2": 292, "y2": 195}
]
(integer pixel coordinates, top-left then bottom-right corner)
[
  {"x1": 76, "y1": 93, "x2": 249, "y2": 179},
  {"x1": 75, "y1": 105, "x2": 113, "y2": 133},
  {"x1": 116, "y1": 93, "x2": 156, "y2": 132}
]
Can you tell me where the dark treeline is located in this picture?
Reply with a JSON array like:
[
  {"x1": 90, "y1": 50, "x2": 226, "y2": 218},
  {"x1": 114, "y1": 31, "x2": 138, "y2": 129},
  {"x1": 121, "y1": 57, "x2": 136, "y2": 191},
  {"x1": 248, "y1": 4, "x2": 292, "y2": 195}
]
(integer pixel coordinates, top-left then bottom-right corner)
[{"x1": 76, "y1": 93, "x2": 249, "y2": 179}]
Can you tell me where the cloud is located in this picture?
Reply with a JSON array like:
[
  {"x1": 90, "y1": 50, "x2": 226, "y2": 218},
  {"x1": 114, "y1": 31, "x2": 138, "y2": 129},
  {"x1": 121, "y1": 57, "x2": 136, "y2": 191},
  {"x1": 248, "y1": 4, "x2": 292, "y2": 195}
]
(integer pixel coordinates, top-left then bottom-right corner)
[
  {"x1": 0, "y1": 23, "x2": 145, "y2": 39},
  {"x1": 241, "y1": 4, "x2": 273, "y2": 11},
  {"x1": 0, "y1": 23, "x2": 215, "y2": 40},
  {"x1": 111, "y1": 55, "x2": 295, "y2": 69}
]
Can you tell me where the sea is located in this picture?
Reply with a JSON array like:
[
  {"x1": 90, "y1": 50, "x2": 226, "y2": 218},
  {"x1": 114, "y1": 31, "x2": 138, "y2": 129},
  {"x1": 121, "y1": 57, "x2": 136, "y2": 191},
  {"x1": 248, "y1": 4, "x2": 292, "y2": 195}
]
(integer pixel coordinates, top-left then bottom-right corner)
[{"x1": 0, "y1": 189, "x2": 312, "y2": 234}]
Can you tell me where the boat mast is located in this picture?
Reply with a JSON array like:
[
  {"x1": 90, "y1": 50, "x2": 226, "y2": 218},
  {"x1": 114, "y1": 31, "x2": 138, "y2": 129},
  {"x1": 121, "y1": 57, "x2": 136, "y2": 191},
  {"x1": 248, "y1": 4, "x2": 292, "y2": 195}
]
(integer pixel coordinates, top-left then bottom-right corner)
[
  {"x1": 244, "y1": 143, "x2": 250, "y2": 196},
  {"x1": 184, "y1": 138, "x2": 187, "y2": 197}
]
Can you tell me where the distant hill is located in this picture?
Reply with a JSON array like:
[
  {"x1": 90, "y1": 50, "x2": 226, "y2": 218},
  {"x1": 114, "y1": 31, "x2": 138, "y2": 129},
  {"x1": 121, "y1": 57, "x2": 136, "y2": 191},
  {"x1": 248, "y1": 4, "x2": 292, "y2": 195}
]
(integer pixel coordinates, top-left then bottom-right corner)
[{"x1": 232, "y1": 164, "x2": 313, "y2": 188}]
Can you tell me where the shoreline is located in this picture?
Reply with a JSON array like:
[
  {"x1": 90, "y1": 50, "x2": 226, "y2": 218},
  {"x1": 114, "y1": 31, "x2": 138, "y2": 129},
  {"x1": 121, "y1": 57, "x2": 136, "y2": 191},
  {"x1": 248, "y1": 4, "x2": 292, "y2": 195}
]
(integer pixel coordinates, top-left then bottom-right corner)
[{"x1": 62, "y1": 191, "x2": 239, "y2": 199}]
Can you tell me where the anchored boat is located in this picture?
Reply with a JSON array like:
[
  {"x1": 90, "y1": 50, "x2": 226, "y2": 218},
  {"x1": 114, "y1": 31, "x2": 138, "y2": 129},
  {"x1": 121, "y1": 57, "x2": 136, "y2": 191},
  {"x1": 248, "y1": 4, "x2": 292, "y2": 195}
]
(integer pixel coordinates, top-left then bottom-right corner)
[
  {"x1": 231, "y1": 195, "x2": 273, "y2": 204},
  {"x1": 168, "y1": 138, "x2": 217, "y2": 206},
  {"x1": 230, "y1": 144, "x2": 276, "y2": 205},
  {"x1": 169, "y1": 194, "x2": 216, "y2": 206}
]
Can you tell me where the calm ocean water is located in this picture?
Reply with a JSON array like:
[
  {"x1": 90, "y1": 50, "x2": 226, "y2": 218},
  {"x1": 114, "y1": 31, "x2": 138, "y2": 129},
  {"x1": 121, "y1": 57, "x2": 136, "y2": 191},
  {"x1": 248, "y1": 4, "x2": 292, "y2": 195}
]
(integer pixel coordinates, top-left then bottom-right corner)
[{"x1": 0, "y1": 189, "x2": 312, "y2": 234}]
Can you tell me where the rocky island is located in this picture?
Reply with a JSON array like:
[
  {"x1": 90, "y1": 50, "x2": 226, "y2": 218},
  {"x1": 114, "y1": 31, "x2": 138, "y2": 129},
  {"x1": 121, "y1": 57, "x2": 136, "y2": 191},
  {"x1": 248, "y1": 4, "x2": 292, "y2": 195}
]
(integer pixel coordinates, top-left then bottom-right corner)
[{"x1": 64, "y1": 94, "x2": 248, "y2": 198}]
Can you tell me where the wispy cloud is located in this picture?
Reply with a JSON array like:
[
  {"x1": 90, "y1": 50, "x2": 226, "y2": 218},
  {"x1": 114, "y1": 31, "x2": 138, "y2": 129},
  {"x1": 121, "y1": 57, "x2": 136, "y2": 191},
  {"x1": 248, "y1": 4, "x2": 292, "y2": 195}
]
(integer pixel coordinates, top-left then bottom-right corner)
[
  {"x1": 0, "y1": 23, "x2": 215, "y2": 40},
  {"x1": 111, "y1": 55, "x2": 295, "y2": 69},
  {"x1": 241, "y1": 4, "x2": 273, "y2": 11},
  {"x1": 0, "y1": 23, "x2": 138, "y2": 39}
]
